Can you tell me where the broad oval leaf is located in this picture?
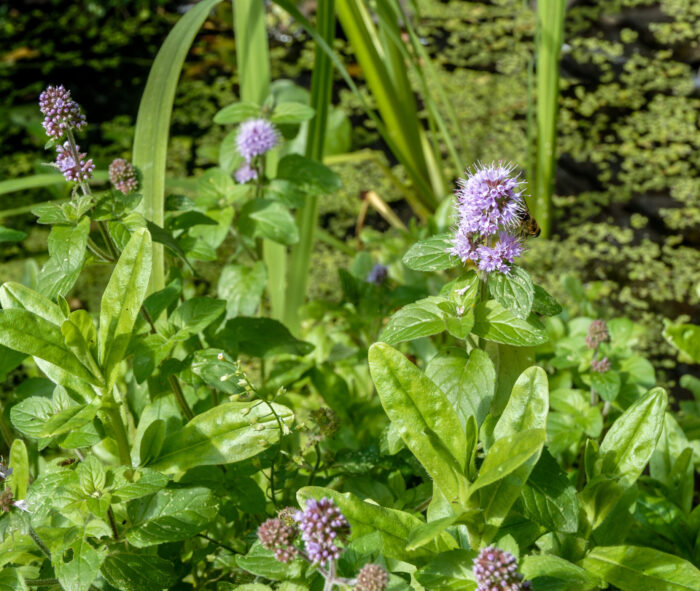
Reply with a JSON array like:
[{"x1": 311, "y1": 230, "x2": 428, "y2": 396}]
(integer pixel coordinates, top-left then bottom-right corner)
[
  {"x1": 473, "y1": 301, "x2": 548, "y2": 346},
  {"x1": 38, "y1": 217, "x2": 90, "y2": 300},
  {"x1": 580, "y1": 545, "x2": 700, "y2": 591},
  {"x1": 403, "y1": 233, "x2": 459, "y2": 272},
  {"x1": 494, "y1": 366, "x2": 548, "y2": 440},
  {"x1": 599, "y1": 387, "x2": 667, "y2": 486},
  {"x1": 270, "y1": 102, "x2": 316, "y2": 124},
  {"x1": 53, "y1": 538, "x2": 106, "y2": 591},
  {"x1": 218, "y1": 262, "x2": 267, "y2": 319},
  {"x1": 487, "y1": 265, "x2": 535, "y2": 320},
  {"x1": 148, "y1": 401, "x2": 293, "y2": 474},
  {"x1": 379, "y1": 296, "x2": 448, "y2": 345},
  {"x1": 369, "y1": 342, "x2": 468, "y2": 503},
  {"x1": 214, "y1": 101, "x2": 261, "y2": 124},
  {"x1": 126, "y1": 486, "x2": 220, "y2": 547},
  {"x1": 98, "y1": 228, "x2": 152, "y2": 389},
  {"x1": 0, "y1": 282, "x2": 64, "y2": 325},
  {"x1": 100, "y1": 552, "x2": 179, "y2": 591},
  {"x1": 238, "y1": 199, "x2": 299, "y2": 245}
]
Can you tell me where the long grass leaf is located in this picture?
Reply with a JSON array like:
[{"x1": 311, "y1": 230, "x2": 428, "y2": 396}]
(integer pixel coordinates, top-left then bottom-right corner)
[{"x1": 132, "y1": 0, "x2": 223, "y2": 292}]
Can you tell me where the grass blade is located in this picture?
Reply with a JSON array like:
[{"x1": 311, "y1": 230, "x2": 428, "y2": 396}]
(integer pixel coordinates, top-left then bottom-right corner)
[{"x1": 132, "y1": 0, "x2": 223, "y2": 292}]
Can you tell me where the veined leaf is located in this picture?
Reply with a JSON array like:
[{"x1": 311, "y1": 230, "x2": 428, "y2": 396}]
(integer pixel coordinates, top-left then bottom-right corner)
[
  {"x1": 379, "y1": 296, "x2": 449, "y2": 345},
  {"x1": 488, "y1": 266, "x2": 535, "y2": 320},
  {"x1": 98, "y1": 228, "x2": 152, "y2": 389},
  {"x1": 100, "y1": 553, "x2": 178, "y2": 591},
  {"x1": 38, "y1": 217, "x2": 90, "y2": 300},
  {"x1": 473, "y1": 301, "x2": 548, "y2": 347},
  {"x1": 0, "y1": 281, "x2": 64, "y2": 326},
  {"x1": 402, "y1": 233, "x2": 459, "y2": 272},
  {"x1": 493, "y1": 366, "x2": 548, "y2": 440}
]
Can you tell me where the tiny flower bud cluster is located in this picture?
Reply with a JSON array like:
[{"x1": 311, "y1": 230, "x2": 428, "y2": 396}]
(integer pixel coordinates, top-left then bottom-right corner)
[
  {"x1": 590, "y1": 357, "x2": 611, "y2": 373},
  {"x1": 39, "y1": 85, "x2": 86, "y2": 139},
  {"x1": 473, "y1": 547, "x2": 531, "y2": 591},
  {"x1": 109, "y1": 158, "x2": 139, "y2": 194},
  {"x1": 56, "y1": 141, "x2": 95, "y2": 183},
  {"x1": 294, "y1": 497, "x2": 351, "y2": 564},
  {"x1": 234, "y1": 162, "x2": 258, "y2": 184},
  {"x1": 258, "y1": 517, "x2": 299, "y2": 563},
  {"x1": 354, "y1": 563, "x2": 389, "y2": 591},
  {"x1": 450, "y1": 162, "x2": 526, "y2": 274},
  {"x1": 586, "y1": 319, "x2": 610, "y2": 349}
]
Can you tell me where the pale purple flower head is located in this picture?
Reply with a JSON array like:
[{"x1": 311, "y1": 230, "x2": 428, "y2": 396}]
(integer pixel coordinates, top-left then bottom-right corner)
[
  {"x1": 109, "y1": 158, "x2": 138, "y2": 194},
  {"x1": 366, "y1": 264, "x2": 388, "y2": 285},
  {"x1": 355, "y1": 563, "x2": 389, "y2": 591},
  {"x1": 56, "y1": 141, "x2": 95, "y2": 183},
  {"x1": 235, "y1": 162, "x2": 258, "y2": 184},
  {"x1": 455, "y1": 162, "x2": 525, "y2": 236},
  {"x1": 473, "y1": 546, "x2": 531, "y2": 591},
  {"x1": 39, "y1": 85, "x2": 86, "y2": 139},
  {"x1": 236, "y1": 118, "x2": 280, "y2": 162},
  {"x1": 450, "y1": 161, "x2": 528, "y2": 274},
  {"x1": 293, "y1": 497, "x2": 350, "y2": 564}
]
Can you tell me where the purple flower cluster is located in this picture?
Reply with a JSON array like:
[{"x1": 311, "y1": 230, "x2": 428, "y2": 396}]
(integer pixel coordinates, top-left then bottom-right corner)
[
  {"x1": 294, "y1": 497, "x2": 350, "y2": 564},
  {"x1": 234, "y1": 162, "x2": 258, "y2": 184},
  {"x1": 355, "y1": 563, "x2": 389, "y2": 591},
  {"x1": 473, "y1": 547, "x2": 531, "y2": 591},
  {"x1": 56, "y1": 141, "x2": 95, "y2": 183},
  {"x1": 39, "y1": 85, "x2": 86, "y2": 139},
  {"x1": 586, "y1": 319, "x2": 610, "y2": 349},
  {"x1": 450, "y1": 162, "x2": 526, "y2": 274},
  {"x1": 109, "y1": 158, "x2": 138, "y2": 194},
  {"x1": 236, "y1": 118, "x2": 280, "y2": 162},
  {"x1": 257, "y1": 517, "x2": 299, "y2": 563}
]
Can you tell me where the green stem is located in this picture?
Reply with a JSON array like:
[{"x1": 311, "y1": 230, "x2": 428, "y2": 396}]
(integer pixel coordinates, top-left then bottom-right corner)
[
  {"x1": 28, "y1": 527, "x2": 52, "y2": 560},
  {"x1": 26, "y1": 579, "x2": 59, "y2": 587},
  {"x1": 168, "y1": 374, "x2": 194, "y2": 422}
]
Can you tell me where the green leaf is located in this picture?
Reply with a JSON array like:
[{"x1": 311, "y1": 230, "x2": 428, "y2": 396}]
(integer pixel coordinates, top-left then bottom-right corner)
[
  {"x1": 38, "y1": 217, "x2": 90, "y2": 300},
  {"x1": 425, "y1": 348, "x2": 495, "y2": 429},
  {"x1": 0, "y1": 226, "x2": 27, "y2": 244},
  {"x1": 488, "y1": 266, "x2": 535, "y2": 320},
  {"x1": 136, "y1": 420, "x2": 166, "y2": 467},
  {"x1": 54, "y1": 538, "x2": 106, "y2": 591},
  {"x1": 146, "y1": 220, "x2": 195, "y2": 272},
  {"x1": 10, "y1": 396, "x2": 53, "y2": 438},
  {"x1": 277, "y1": 154, "x2": 341, "y2": 196},
  {"x1": 493, "y1": 366, "x2": 548, "y2": 440},
  {"x1": 61, "y1": 310, "x2": 99, "y2": 380},
  {"x1": 379, "y1": 296, "x2": 449, "y2": 345},
  {"x1": 77, "y1": 455, "x2": 106, "y2": 495},
  {"x1": 213, "y1": 101, "x2": 261, "y2": 124},
  {"x1": 217, "y1": 317, "x2": 314, "y2": 358},
  {"x1": 488, "y1": 343, "x2": 536, "y2": 416},
  {"x1": 236, "y1": 542, "x2": 305, "y2": 581},
  {"x1": 580, "y1": 546, "x2": 700, "y2": 591},
  {"x1": 197, "y1": 167, "x2": 236, "y2": 205},
  {"x1": 0, "y1": 282, "x2": 64, "y2": 326},
  {"x1": 170, "y1": 297, "x2": 225, "y2": 335},
  {"x1": 41, "y1": 401, "x2": 100, "y2": 437},
  {"x1": 403, "y1": 233, "x2": 459, "y2": 272},
  {"x1": 0, "y1": 569, "x2": 28, "y2": 591},
  {"x1": 663, "y1": 321, "x2": 700, "y2": 364},
  {"x1": 98, "y1": 228, "x2": 152, "y2": 389},
  {"x1": 100, "y1": 552, "x2": 179, "y2": 591},
  {"x1": 8, "y1": 439, "x2": 29, "y2": 500},
  {"x1": 599, "y1": 387, "x2": 667, "y2": 486},
  {"x1": 217, "y1": 262, "x2": 267, "y2": 319},
  {"x1": 148, "y1": 401, "x2": 293, "y2": 474},
  {"x1": 111, "y1": 467, "x2": 169, "y2": 503},
  {"x1": 238, "y1": 199, "x2": 299, "y2": 245},
  {"x1": 520, "y1": 449, "x2": 579, "y2": 533},
  {"x1": 415, "y1": 550, "x2": 478, "y2": 591},
  {"x1": 0, "y1": 310, "x2": 98, "y2": 385},
  {"x1": 406, "y1": 516, "x2": 459, "y2": 551},
  {"x1": 132, "y1": 0, "x2": 225, "y2": 292},
  {"x1": 369, "y1": 343, "x2": 468, "y2": 503},
  {"x1": 532, "y1": 284, "x2": 563, "y2": 316},
  {"x1": 298, "y1": 486, "x2": 454, "y2": 564},
  {"x1": 126, "y1": 486, "x2": 220, "y2": 547},
  {"x1": 521, "y1": 554, "x2": 600, "y2": 590},
  {"x1": 270, "y1": 102, "x2": 315, "y2": 124},
  {"x1": 589, "y1": 370, "x2": 621, "y2": 403},
  {"x1": 473, "y1": 301, "x2": 548, "y2": 346}
]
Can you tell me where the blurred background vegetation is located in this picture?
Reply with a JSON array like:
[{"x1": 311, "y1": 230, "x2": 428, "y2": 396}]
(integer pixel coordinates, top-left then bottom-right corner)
[{"x1": 1, "y1": 0, "x2": 698, "y2": 385}]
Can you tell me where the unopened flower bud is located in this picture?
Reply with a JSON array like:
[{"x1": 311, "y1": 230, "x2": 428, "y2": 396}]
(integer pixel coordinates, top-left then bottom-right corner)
[
  {"x1": 109, "y1": 158, "x2": 139, "y2": 194},
  {"x1": 586, "y1": 319, "x2": 609, "y2": 349},
  {"x1": 473, "y1": 546, "x2": 531, "y2": 591},
  {"x1": 590, "y1": 357, "x2": 611, "y2": 373},
  {"x1": 258, "y1": 518, "x2": 298, "y2": 563},
  {"x1": 355, "y1": 563, "x2": 389, "y2": 591}
]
